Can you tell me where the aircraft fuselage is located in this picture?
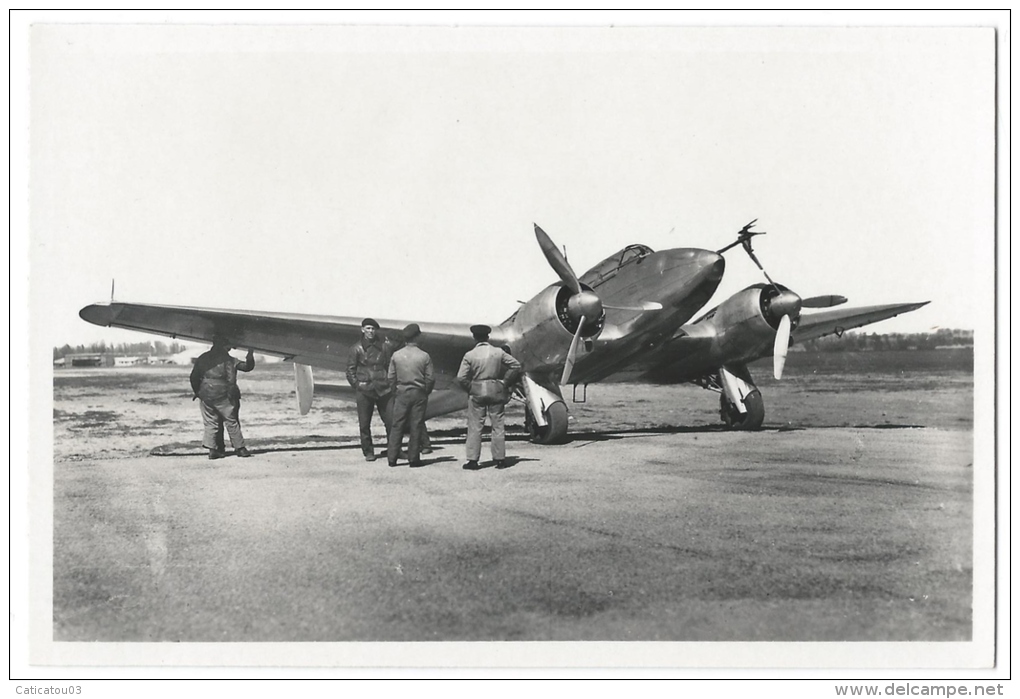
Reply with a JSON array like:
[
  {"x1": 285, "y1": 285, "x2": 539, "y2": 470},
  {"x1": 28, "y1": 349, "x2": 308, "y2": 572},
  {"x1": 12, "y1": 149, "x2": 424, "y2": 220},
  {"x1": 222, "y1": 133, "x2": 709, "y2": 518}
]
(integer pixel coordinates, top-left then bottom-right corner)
[{"x1": 500, "y1": 246, "x2": 725, "y2": 384}]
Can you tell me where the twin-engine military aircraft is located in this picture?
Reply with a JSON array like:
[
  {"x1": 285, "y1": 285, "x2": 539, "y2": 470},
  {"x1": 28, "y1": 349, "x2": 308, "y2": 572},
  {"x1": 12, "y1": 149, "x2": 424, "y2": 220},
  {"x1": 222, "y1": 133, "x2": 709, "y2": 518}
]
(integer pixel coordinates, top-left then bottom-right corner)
[{"x1": 79, "y1": 222, "x2": 927, "y2": 442}]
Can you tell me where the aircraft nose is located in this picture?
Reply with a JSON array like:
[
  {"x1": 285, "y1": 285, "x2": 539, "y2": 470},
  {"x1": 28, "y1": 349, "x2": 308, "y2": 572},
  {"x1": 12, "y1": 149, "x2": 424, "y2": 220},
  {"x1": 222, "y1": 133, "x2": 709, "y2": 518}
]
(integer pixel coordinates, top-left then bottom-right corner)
[
  {"x1": 653, "y1": 248, "x2": 726, "y2": 307},
  {"x1": 696, "y1": 250, "x2": 725, "y2": 284},
  {"x1": 657, "y1": 248, "x2": 725, "y2": 281}
]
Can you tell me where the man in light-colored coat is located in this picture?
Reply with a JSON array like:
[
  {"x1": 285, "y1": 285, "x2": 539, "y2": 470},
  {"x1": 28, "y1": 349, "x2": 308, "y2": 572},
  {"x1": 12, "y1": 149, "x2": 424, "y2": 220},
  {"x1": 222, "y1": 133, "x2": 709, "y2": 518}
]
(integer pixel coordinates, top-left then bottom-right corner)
[{"x1": 456, "y1": 324, "x2": 522, "y2": 470}]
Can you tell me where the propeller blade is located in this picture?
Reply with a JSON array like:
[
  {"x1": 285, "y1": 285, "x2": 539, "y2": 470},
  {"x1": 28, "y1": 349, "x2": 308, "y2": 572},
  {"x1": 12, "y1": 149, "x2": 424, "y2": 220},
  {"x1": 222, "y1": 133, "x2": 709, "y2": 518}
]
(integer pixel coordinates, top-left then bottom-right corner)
[
  {"x1": 744, "y1": 246, "x2": 780, "y2": 292},
  {"x1": 774, "y1": 314, "x2": 792, "y2": 380},
  {"x1": 535, "y1": 223, "x2": 581, "y2": 294},
  {"x1": 802, "y1": 295, "x2": 848, "y2": 308},
  {"x1": 561, "y1": 316, "x2": 586, "y2": 386},
  {"x1": 604, "y1": 301, "x2": 663, "y2": 312}
]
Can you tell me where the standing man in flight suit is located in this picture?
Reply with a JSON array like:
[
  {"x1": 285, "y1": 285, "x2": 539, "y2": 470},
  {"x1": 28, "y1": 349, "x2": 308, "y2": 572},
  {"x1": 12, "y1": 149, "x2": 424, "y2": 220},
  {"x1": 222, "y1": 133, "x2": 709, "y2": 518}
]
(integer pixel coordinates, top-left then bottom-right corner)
[
  {"x1": 386, "y1": 324, "x2": 434, "y2": 468},
  {"x1": 457, "y1": 324, "x2": 522, "y2": 470},
  {"x1": 346, "y1": 318, "x2": 394, "y2": 462},
  {"x1": 190, "y1": 336, "x2": 255, "y2": 460}
]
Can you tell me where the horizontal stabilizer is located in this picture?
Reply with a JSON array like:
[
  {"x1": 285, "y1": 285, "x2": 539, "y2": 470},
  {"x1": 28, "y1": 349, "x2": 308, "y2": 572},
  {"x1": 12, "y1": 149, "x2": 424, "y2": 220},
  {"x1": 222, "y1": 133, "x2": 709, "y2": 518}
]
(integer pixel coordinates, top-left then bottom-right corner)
[
  {"x1": 294, "y1": 363, "x2": 314, "y2": 415},
  {"x1": 314, "y1": 384, "x2": 470, "y2": 419}
]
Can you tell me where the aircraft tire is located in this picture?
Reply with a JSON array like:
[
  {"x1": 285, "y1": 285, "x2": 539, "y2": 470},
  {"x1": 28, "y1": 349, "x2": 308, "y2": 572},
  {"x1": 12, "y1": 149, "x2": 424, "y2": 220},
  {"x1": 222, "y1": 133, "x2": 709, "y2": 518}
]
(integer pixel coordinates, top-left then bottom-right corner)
[
  {"x1": 720, "y1": 389, "x2": 765, "y2": 430},
  {"x1": 528, "y1": 401, "x2": 569, "y2": 444}
]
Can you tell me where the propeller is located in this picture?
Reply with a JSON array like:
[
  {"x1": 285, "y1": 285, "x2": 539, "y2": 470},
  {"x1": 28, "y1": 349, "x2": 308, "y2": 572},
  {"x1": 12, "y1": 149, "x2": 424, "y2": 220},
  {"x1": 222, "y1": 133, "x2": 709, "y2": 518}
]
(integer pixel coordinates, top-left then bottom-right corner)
[
  {"x1": 767, "y1": 289, "x2": 845, "y2": 377},
  {"x1": 722, "y1": 220, "x2": 849, "y2": 379},
  {"x1": 535, "y1": 224, "x2": 600, "y2": 384},
  {"x1": 764, "y1": 288, "x2": 801, "y2": 379},
  {"x1": 534, "y1": 224, "x2": 661, "y2": 385}
]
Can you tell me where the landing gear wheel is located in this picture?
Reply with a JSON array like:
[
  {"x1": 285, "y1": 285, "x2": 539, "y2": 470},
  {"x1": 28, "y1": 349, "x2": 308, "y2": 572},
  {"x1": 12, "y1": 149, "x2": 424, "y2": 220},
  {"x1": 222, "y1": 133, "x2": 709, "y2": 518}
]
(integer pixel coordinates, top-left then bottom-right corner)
[
  {"x1": 720, "y1": 389, "x2": 765, "y2": 430},
  {"x1": 527, "y1": 401, "x2": 569, "y2": 444}
]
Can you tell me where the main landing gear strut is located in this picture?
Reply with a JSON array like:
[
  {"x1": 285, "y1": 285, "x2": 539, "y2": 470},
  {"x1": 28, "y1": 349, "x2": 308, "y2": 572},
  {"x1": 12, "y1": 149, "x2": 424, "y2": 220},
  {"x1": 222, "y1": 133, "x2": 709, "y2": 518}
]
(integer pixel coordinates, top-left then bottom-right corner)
[
  {"x1": 720, "y1": 389, "x2": 765, "y2": 430},
  {"x1": 520, "y1": 374, "x2": 569, "y2": 444},
  {"x1": 715, "y1": 365, "x2": 765, "y2": 430}
]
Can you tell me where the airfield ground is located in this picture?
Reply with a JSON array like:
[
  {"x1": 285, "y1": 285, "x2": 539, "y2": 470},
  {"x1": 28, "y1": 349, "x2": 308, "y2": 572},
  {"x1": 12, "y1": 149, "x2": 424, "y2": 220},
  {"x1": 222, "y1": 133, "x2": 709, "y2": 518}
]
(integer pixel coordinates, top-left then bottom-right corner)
[{"x1": 48, "y1": 350, "x2": 975, "y2": 646}]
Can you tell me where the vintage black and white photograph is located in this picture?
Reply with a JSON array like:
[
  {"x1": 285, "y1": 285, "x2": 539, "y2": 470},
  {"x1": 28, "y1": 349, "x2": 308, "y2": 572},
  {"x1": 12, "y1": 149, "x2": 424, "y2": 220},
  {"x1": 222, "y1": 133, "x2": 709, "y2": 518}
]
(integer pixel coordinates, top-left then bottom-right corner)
[{"x1": 17, "y1": 11, "x2": 1002, "y2": 679}]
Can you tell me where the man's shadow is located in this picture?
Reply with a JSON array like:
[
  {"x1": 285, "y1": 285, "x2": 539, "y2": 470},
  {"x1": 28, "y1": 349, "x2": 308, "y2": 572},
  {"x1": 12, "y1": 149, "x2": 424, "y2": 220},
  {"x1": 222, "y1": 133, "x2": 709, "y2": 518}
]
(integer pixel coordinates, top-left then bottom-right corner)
[{"x1": 459, "y1": 455, "x2": 539, "y2": 471}]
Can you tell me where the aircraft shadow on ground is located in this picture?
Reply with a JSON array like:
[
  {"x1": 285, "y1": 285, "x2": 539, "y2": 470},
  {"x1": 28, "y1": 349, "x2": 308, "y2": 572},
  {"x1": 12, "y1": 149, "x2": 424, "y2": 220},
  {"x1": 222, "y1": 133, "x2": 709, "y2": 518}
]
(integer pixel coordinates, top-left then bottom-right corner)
[
  {"x1": 149, "y1": 423, "x2": 926, "y2": 457},
  {"x1": 555, "y1": 422, "x2": 926, "y2": 445}
]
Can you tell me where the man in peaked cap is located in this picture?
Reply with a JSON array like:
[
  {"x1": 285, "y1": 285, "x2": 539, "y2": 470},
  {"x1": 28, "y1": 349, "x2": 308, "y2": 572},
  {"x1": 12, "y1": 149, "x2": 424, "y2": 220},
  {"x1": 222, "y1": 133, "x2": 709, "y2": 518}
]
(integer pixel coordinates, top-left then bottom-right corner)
[
  {"x1": 346, "y1": 318, "x2": 396, "y2": 462},
  {"x1": 386, "y1": 323, "x2": 434, "y2": 468},
  {"x1": 457, "y1": 324, "x2": 522, "y2": 470}
]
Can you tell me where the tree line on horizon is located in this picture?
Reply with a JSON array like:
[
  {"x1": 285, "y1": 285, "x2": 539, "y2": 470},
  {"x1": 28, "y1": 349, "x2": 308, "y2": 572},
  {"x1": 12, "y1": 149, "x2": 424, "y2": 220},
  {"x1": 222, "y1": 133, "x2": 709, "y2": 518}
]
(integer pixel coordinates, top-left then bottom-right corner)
[
  {"x1": 53, "y1": 340, "x2": 191, "y2": 360},
  {"x1": 54, "y1": 329, "x2": 972, "y2": 360},
  {"x1": 798, "y1": 328, "x2": 973, "y2": 352}
]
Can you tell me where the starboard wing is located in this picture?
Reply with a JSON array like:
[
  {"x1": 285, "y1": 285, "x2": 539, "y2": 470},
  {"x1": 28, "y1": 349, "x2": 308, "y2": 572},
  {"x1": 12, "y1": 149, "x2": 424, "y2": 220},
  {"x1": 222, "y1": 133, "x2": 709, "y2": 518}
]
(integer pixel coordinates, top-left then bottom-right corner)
[
  {"x1": 791, "y1": 301, "x2": 930, "y2": 345},
  {"x1": 591, "y1": 300, "x2": 931, "y2": 385}
]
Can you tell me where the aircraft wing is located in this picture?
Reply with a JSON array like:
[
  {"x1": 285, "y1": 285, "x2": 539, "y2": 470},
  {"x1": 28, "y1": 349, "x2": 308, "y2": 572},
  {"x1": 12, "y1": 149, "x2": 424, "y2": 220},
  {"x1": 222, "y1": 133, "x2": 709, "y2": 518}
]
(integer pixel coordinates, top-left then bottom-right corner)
[
  {"x1": 78, "y1": 302, "x2": 483, "y2": 388},
  {"x1": 597, "y1": 299, "x2": 931, "y2": 384},
  {"x1": 792, "y1": 301, "x2": 930, "y2": 345}
]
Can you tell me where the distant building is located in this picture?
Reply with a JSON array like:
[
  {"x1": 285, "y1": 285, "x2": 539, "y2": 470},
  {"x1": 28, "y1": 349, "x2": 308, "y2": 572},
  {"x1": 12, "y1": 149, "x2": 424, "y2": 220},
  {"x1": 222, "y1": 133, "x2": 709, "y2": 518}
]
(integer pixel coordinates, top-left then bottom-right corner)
[
  {"x1": 66, "y1": 353, "x2": 114, "y2": 367},
  {"x1": 61, "y1": 353, "x2": 157, "y2": 367},
  {"x1": 166, "y1": 348, "x2": 206, "y2": 365},
  {"x1": 114, "y1": 356, "x2": 151, "y2": 366}
]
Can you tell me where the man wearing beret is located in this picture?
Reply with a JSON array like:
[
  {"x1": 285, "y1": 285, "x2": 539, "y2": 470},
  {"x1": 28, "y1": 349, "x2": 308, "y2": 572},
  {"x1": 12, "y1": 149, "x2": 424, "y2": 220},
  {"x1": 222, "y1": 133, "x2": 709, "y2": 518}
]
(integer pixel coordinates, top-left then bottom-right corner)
[
  {"x1": 191, "y1": 335, "x2": 255, "y2": 460},
  {"x1": 346, "y1": 318, "x2": 395, "y2": 462},
  {"x1": 456, "y1": 324, "x2": 522, "y2": 470},
  {"x1": 386, "y1": 323, "x2": 434, "y2": 468}
]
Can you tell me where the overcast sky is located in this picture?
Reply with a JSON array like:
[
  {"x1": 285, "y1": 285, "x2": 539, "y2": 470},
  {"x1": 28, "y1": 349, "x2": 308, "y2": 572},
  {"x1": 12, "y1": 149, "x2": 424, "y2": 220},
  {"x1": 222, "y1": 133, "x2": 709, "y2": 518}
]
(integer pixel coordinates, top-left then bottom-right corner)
[{"x1": 27, "y1": 21, "x2": 996, "y2": 349}]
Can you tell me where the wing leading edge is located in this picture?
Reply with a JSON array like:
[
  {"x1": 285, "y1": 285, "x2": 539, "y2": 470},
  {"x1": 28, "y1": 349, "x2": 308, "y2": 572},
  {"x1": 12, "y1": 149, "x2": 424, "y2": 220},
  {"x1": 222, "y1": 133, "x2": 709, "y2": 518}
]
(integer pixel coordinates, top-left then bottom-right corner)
[
  {"x1": 78, "y1": 302, "x2": 484, "y2": 384},
  {"x1": 791, "y1": 301, "x2": 931, "y2": 345}
]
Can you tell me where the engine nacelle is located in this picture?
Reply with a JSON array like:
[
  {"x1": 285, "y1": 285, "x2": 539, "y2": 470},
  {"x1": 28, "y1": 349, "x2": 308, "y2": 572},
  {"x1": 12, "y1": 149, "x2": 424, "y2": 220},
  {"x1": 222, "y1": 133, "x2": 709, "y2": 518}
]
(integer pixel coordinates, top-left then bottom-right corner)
[
  {"x1": 500, "y1": 284, "x2": 604, "y2": 373},
  {"x1": 687, "y1": 284, "x2": 793, "y2": 367}
]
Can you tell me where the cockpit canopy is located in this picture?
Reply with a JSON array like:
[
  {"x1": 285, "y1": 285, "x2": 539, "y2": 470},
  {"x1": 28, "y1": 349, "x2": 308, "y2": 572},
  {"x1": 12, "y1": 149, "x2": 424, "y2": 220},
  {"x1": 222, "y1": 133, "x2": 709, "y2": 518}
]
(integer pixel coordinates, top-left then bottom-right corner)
[{"x1": 578, "y1": 244, "x2": 654, "y2": 289}]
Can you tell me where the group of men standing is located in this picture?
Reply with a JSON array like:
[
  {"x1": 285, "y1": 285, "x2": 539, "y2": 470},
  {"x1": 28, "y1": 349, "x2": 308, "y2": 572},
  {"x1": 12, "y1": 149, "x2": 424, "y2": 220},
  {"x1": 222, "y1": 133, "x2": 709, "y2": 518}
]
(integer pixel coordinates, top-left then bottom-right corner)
[
  {"x1": 348, "y1": 318, "x2": 523, "y2": 469},
  {"x1": 347, "y1": 318, "x2": 435, "y2": 468},
  {"x1": 191, "y1": 318, "x2": 523, "y2": 469}
]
